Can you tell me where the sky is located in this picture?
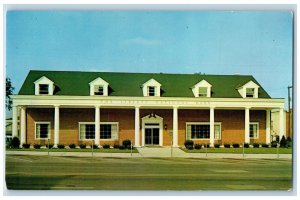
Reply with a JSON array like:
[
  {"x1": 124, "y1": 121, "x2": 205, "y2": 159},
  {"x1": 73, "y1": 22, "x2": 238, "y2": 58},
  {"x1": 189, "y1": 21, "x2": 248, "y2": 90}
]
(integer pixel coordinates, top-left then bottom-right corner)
[{"x1": 5, "y1": 11, "x2": 293, "y2": 111}]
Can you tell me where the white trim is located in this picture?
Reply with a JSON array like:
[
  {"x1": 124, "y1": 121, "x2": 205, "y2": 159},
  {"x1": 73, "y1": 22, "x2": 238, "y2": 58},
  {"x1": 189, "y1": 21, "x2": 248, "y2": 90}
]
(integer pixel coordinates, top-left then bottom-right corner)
[
  {"x1": 142, "y1": 78, "x2": 161, "y2": 97},
  {"x1": 249, "y1": 122, "x2": 259, "y2": 139},
  {"x1": 238, "y1": 80, "x2": 260, "y2": 98},
  {"x1": 12, "y1": 95, "x2": 285, "y2": 109},
  {"x1": 35, "y1": 122, "x2": 51, "y2": 140},
  {"x1": 186, "y1": 122, "x2": 222, "y2": 140},
  {"x1": 78, "y1": 122, "x2": 119, "y2": 141},
  {"x1": 141, "y1": 114, "x2": 163, "y2": 146}
]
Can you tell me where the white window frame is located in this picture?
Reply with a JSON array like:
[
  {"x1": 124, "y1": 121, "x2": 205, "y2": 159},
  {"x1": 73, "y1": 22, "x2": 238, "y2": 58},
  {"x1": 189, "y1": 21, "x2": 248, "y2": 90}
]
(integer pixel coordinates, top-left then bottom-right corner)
[
  {"x1": 148, "y1": 86, "x2": 156, "y2": 96},
  {"x1": 246, "y1": 88, "x2": 255, "y2": 98},
  {"x1": 192, "y1": 80, "x2": 212, "y2": 98},
  {"x1": 89, "y1": 77, "x2": 109, "y2": 96},
  {"x1": 142, "y1": 78, "x2": 161, "y2": 97},
  {"x1": 186, "y1": 122, "x2": 222, "y2": 140},
  {"x1": 198, "y1": 87, "x2": 208, "y2": 97},
  {"x1": 237, "y1": 80, "x2": 259, "y2": 98},
  {"x1": 78, "y1": 122, "x2": 119, "y2": 141},
  {"x1": 35, "y1": 122, "x2": 51, "y2": 140},
  {"x1": 93, "y1": 85, "x2": 104, "y2": 96},
  {"x1": 34, "y1": 76, "x2": 54, "y2": 95},
  {"x1": 250, "y1": 122, "x2": 259, "y2": 139}
]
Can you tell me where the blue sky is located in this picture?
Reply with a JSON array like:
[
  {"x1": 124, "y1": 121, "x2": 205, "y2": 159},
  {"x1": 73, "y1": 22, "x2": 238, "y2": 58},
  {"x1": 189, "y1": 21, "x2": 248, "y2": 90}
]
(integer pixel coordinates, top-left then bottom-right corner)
[{"x1": 6, "y1": 11, "x2": 293, "y2": 107}]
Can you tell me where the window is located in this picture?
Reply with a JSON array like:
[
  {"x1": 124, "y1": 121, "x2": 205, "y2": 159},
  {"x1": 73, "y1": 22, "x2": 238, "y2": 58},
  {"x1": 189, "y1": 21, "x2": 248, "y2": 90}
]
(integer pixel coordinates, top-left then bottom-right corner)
[
  {"x1": 94, "y1": 85, "x2": 104, "y2": 95},
  {"x1": 39, "y1": 84, "x2": 49, "y2": 94},
  {"x1": 186, "y1": 123, "x2": 221, "y2": 140},
  {"x1": 79, "y1": 123, "x2": 118, "y2": 140},
  {"x1": 250, "y1": 123, "x2": 259, "y2": 139},
  {"x1": 148, "y1": 86, "x2": 155, "y2": 96},
  {"x1": 246, "y1": 88, "x2": 255, "y2": 97},
  {"x1": 198, "y1": 87, "x2": 208, "y2": 97},
  {"x1": 36, "y1": 122, "x2": 50, "y2": 139}
]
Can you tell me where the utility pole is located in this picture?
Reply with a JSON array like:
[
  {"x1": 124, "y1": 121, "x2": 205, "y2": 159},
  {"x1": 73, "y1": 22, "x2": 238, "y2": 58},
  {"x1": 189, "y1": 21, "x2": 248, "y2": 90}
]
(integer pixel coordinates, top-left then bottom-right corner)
[{"x1": 287, "y1": 86, "x2": 292, "y2": 138}]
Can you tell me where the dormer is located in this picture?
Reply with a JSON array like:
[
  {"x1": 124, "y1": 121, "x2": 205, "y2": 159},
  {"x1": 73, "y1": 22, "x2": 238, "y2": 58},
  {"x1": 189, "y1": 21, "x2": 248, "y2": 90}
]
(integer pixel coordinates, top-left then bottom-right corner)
[
  {"x1": 192, "y1": 80, "x2": 212, "y2": 97},
  {"x1": 89, "y1": 77, "x2": 109, "y2": 96},
  {"x1": 142, "y1": 78, "x2": 161, "y2": 97},
  {"x1": 34, "y1": 76, "x2": 54, "y2": 95},
  {"x1": 237, "y1": 80, "x2": 260, "y2": 98}
]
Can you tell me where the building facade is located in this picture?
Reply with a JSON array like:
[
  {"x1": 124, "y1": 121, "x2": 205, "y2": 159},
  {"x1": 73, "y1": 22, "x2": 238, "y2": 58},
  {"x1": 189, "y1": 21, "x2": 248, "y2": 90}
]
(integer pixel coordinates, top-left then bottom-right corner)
[{"x1": 11, "y1": 71, "x2": 285, "y2": 148}]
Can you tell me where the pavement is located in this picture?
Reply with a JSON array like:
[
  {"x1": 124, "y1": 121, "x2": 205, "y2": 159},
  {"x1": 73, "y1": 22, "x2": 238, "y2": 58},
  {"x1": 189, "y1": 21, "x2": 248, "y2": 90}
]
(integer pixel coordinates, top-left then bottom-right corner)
[{"x1": 5, "y1": 147, "x2": 292, "y2": 159}]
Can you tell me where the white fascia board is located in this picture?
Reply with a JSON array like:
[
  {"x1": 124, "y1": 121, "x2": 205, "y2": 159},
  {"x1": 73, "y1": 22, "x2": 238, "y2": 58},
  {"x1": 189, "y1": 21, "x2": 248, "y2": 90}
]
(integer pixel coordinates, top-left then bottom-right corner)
[
  {"x1": 142, "y1": 78, "x2": 161, "y2": 87},
  {"x1": 12, "y1": 95, "x2": 285, "y2": 109},
  {"x1": 33, "y1": 76, "x2": 54, "y2": 84},
  {"x1": 89, "y1": 77, "x2": 109, "y2": 86}
]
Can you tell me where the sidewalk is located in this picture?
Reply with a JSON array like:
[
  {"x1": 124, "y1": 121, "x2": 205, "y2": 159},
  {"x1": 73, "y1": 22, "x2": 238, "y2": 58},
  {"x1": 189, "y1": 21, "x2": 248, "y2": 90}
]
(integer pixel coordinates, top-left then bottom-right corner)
[{"x1": 6, "y1": 148, "x2": 292, "y2": 159}]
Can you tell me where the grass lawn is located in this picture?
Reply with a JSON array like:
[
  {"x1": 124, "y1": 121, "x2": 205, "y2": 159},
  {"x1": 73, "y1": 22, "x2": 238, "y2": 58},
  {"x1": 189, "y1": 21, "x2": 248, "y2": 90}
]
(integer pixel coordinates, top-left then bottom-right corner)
[
  {"x1": 5, "y1": 155, "x2": 292, "y2": 190},
  {"x1": 181, "y1": 147, "x2": 292, "y2": 154},
  {"x1": 6, "y1": 148, "x2": 138, "y2": 153}
]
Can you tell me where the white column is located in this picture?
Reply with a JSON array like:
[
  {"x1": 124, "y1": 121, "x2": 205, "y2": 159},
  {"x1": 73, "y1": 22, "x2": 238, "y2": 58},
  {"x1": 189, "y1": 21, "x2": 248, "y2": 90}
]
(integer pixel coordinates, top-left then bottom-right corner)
[
  {"x1": 279, "y1": 108, "x2": 284, "y2": 140},
  {"x1": 54, "y1": 105, "x2": 60, "y2": 147},
  {"x1": 245, "y1": 107, "x2": 250, "y2": 144},
  {"x1": 209, "y1": 107, "x2": 215, "y2": 147},
  {"x1": 266, "y1": 109, "x2": 271, "y2": 144},
  {"x1": 20, "y1": 107, "x2": 26, "y2": 147},
  {"x1": 134, "y1": 106, "x2": 140, "y2": 147},
  {"x1": 173, "y1": 106, "x2": 178, "y2": 147},
  {"x1": 12, "y1": 105, "x2": 18, "y2": 138},
  {"x1": 95, "y1": 106, "x2": 100, "y2": 146}
]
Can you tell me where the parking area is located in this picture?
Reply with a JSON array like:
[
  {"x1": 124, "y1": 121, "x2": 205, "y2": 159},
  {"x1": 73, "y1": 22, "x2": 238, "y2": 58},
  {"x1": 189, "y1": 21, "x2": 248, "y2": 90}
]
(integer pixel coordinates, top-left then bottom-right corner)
[{"x1": 5, "y1": 155, "x2": 292, "y2": 190}]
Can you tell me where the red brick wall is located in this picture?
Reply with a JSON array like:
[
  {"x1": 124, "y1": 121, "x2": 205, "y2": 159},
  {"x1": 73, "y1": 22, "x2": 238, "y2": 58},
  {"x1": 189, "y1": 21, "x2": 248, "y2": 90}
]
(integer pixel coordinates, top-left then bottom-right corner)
[{"x1": 26, "y1": 108, "x2": 267, "y2": 146}]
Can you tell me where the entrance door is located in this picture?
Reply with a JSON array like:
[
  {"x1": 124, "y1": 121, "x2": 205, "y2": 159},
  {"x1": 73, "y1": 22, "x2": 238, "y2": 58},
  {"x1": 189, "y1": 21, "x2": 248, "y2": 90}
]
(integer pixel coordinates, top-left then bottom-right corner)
[{"x1": 145, "y1": 128, "x2": 160, "y2": 145}]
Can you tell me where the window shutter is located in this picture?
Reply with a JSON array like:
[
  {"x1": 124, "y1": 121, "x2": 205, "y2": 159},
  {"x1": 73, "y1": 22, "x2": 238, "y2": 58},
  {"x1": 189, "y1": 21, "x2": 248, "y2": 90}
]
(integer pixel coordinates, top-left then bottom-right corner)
[
  {"x1": 80, "y1": 124, "x2": 86, "y2": 139},
  {"x1": 36, "y1": 124, "x2": 40, "y2": 138},
  {"x1": 187, "y1": 124, "x2": 191, "y2": 140}
]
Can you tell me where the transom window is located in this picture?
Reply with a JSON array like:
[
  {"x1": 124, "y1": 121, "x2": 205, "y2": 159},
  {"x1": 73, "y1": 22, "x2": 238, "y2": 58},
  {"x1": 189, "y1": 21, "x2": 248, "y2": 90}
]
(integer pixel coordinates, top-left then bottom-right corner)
[
  {"x1": 148, "y1": 86, "x2": 155, "y2": 96},
  {"x1": 198, "y1": 87, "x2": 208, "y2": 97},
  {"x1": 79, "y1": 123, "x2": 118, "y2": 140},
  {"x1": 250, "y1": 123, "x2": 259, "y2": 139},
  {"x1": 186, "y1": 123, "x2": 221, "y2": 140},
  {"x1": 94, "y1": 85, "x2": 104, "y2": 95},
  {"x1": 39, "y1": 84, "x2": 49, "y2": 95},
  {"x1": 246, "y1": 88, "x2": 255, "y2": 97},
  {"x1": 36, "y1": 122, "x2": 50, "y2": 139}
]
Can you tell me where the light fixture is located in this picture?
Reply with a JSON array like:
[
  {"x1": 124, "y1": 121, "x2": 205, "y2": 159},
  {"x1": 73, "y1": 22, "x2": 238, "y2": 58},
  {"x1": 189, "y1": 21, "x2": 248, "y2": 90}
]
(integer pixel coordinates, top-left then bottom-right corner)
[{"x1": 164, "y1": 124, "x2": 167, "y2": 130}]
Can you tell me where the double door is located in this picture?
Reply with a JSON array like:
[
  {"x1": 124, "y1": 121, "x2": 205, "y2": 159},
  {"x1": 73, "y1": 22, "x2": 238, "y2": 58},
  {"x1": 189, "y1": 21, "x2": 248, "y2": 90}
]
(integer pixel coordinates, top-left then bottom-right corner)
[{"x1": 145, "y1": 127, "x2": 160, "y2": 145}]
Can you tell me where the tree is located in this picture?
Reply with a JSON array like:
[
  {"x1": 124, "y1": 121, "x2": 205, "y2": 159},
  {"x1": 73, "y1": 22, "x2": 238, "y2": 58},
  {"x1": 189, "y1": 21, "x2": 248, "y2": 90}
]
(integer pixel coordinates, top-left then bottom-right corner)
[{"x1": 6, "y1": 78, "x2": 14, "y2": 110}]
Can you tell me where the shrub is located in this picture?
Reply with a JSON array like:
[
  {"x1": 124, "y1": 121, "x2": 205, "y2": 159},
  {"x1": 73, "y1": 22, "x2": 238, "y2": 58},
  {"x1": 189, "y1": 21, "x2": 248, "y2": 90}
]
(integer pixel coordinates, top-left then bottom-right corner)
[
  {"x1": 80, "y1": 144, "x2": 86, "y2": 149},
  {"x1": 69, "y1": 143, "x2": 76, "y2": 149},
  {"x1": 253, "y1": 143, "x2": 260, "y2": 148},
  {"x1": 22, "y1": 143, "x2": 30, "y2": 149},
  {"x1": 224, "y1": 144, "x2": 231, "y2": 148},
  {"x1": 119, "y1": 145, "x2": 126, "y2": 150},
  {"x1": 271, "y1": 141, "x2": 278, "y2": 148},
  {"x1": 47, "y1": 144, "x2": 54, "y2": 149},
  {"x1": 34, "y1": 144, "x2": 41, "y2": 149},
  {"x1": 103, "y1": 144, "x2": 110, "y2": 149},
  {"x1": 261, "y1": 143, "x2": 269, "y2": 148},
  {"x1": 194, "y1": 144, "x2": 202, "y2": 149},
  {"x1": 214, "y1": 144, "x2": 220, "y2": 148},
  {"x1": 275, "y1": 135, "x2": 280, "y2": 142},
  {"x1": 113, "y1": 144, "x2": 120, "y2": 149},
  {"x1": 280, "y1": 136, "x2": 287, "y2": 148},
  {"x1": 10, "y1": 137, "x2": 20, "y2": 148},
  {"x1": 286, "y1": 136, "x2": 292, "y2": 147},
  {"x1": 57, "y1": 144, "x2": 65, "y2": 149},
  {"x1": 184, "y1": 140, "x2": 194, "y2": 149},
  {"x1": 243, "y1": 143, "x2": 250, "y2": 148},
  {"x1": 122, "y1": 139, "x2": 131, "y2": 148},
  {"x1": 232, "y1": 143, "x2": 240, "y2": 148},
  {"x1": 286, "y1": 136, "x2": 292, "y2": 142},
  {"x1": 92, "y1": 144, "x2": 99, "y2": 149}
]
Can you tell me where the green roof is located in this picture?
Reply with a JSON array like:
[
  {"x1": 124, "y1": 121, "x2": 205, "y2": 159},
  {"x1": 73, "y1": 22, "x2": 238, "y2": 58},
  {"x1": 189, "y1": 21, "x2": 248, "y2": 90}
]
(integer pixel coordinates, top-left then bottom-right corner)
[{"x1": 18, "y1": 70, "x2": 271, "y2": 98}]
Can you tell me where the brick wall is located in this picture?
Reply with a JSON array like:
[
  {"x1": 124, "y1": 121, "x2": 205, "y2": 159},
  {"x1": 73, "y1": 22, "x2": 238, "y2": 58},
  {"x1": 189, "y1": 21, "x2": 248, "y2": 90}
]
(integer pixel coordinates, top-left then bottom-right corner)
[{"x1": 26, "y1": 108, "x2": 267, "y2": 146}]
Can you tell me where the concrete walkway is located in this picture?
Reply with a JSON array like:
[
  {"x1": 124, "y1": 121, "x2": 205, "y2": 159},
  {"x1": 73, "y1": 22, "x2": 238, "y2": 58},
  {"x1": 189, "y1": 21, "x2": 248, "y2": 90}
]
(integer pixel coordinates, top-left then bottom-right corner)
[{"x1": 6, "y1": 148, "x2": 292, "y2": 159}]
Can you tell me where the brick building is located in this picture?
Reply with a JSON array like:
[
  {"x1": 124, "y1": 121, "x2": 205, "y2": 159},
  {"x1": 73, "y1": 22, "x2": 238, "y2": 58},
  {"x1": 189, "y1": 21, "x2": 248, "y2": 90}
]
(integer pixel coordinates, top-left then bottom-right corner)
[{"x1": 11, "y1": 70, "x2": 285, "y2": 148}]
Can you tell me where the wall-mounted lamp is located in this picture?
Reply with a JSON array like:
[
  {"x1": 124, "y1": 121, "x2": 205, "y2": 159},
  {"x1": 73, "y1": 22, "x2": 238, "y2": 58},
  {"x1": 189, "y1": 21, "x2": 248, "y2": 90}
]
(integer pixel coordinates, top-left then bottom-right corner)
[
  {"x1": 149, "y1": 113, "x2": 156, "y2": 118},
  {"x1": 164, "y1": 124, "x2": 168, "y2": 130}
]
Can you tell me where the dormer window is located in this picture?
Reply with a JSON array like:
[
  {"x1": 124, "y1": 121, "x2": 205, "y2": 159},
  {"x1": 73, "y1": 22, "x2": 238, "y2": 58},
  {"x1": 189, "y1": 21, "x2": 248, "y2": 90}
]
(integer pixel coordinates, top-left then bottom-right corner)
[
  {"x1": 89, "y1": 77, "x2": 109, "y2": 96},
  {"x1": 94, "y1": 85, "x2": 104, "y2": 96},
  {"x1": 198, "y1": 87, "x2": 208, "y2": 97},
  {"x1": 237, "y1": 81, "x2": 259, "y2": 98},
  {"x1": 148, "y1": 86, "x2": 155, "y2": 96},
  {"x1": 192, "y1": 80, "x2": 212, "y2": 98},
  {"x1": 246, "y1": 88, "x2": 255, "y2": 98},
  {"x1": 39, "y1": 84, "x2": 49, "y2": 94},
  {"x1": 142, "y1": 78, "x2": 161, "y2": 97},
  {"x1": 34, "y1": 76, "x2": 54, "y2": 95}
]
